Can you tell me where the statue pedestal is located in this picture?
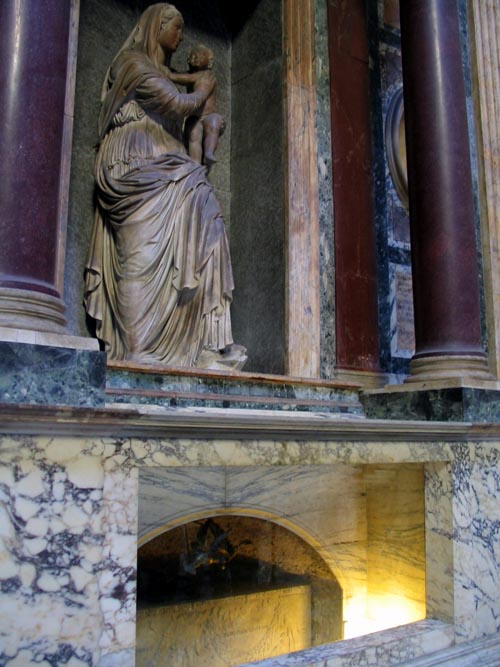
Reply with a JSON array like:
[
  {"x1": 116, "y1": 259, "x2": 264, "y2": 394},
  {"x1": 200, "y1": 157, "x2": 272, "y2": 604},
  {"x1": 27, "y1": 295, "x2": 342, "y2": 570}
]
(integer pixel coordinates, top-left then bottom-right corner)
[
  {"x1": 362, "y1": 380, "x2": 500, "y2": 423},
  {"x1": 0, "y1": 327, "x2": 105, "y2": 408},
  {"x1": 106, "y1": 361, "x2": 364, "y2": 415}
]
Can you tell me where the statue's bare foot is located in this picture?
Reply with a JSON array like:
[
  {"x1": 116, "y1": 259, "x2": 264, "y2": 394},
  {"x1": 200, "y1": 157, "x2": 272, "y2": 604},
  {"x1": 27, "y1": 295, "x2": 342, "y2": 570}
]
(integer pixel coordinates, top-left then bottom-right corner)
[
  {"x1": 196, "y1": 344, "x2": 247, "y2": 371},
  {"x1": 203, "y1": 152, "x2": 217, "y2": 166}
]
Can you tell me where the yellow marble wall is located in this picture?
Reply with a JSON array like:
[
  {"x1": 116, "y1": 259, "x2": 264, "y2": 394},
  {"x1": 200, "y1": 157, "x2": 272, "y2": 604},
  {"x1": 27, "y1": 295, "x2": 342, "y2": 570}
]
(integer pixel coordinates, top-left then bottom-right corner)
[
  {"x1": 136, "y1": 585, "x2": 311, "y2": 667},
  {"x1": 364, "y1": 464, "x2": 426, "y2": 633}
]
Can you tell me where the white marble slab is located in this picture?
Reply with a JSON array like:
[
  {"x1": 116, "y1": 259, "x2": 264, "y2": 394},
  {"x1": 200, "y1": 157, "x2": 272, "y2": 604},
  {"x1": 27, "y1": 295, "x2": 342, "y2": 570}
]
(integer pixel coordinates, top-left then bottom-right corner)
[{"x1": 1, "y1": 433, "x2": 500, "y2": 666}]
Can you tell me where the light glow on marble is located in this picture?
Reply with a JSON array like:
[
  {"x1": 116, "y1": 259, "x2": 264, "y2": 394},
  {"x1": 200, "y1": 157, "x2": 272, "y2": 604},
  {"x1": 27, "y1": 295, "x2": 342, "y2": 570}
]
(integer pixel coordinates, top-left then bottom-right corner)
[{"x1": 345, "y1": 593, "x2": 425, "y2": 638}]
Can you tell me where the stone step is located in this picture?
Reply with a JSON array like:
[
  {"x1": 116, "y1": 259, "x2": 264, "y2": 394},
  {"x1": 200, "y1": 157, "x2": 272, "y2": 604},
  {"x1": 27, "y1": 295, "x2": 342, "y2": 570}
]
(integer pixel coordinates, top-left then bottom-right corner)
[
  {"x1": 399, "y1": 633, "x2": 500, "y2": 666},
  {"x1": 105, "y1": 362, "x2": 365, "y2": 415}
]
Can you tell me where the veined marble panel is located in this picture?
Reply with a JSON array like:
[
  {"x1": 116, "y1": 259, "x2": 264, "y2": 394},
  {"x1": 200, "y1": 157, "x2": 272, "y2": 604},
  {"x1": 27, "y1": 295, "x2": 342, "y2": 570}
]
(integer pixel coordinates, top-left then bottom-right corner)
[
  {"x1": 98, "y1": 466, "x2": 138, "y2": 662},
  {"x1": 365, "y1": 464, "x2": 426, "y2": 629},
  {"x1": 138, "y1": 466, "x2": 226, "y2": 540},
  {"x1": 470, "y1": 1, "x2": 500, "y2": 379},
  {"x1": 389, "y1": 262, "x2": 415, "y2": 359},
  {"x1": 0, "y1": 439, "x2": 106, "y2": 666},
  {"x1": 1, "y1": 433, "x2": 500, "y2": 665},
  {"x1": 452, "y1": 444, "x2": 500, "y2": 641},
  {"x1": 137, "y1": 464, "x2": 368, "y2": 626},
  {"x1": 314, "y1": 0, "x2": 336, "y2": 379},
  {"x1": 424, "y1": 462, "x2": 454, "y2": 623},
  {"x1": 225, "y1": 465, "x2": 366, "y2": 544}
]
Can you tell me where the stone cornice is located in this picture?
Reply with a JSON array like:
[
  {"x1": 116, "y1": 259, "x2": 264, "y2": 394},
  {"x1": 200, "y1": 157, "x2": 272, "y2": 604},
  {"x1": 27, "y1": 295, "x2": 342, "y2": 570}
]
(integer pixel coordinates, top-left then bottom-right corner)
[{"x1": 1, "y1": 402, "x2": 499, "y2": 442}]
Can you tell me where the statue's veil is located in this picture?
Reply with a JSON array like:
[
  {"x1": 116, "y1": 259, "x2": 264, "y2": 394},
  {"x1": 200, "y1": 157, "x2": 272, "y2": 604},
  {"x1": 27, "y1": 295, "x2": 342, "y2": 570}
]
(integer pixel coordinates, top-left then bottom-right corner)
[{"x1": 98, "y1": 3, "x2": 181, "y2": 138}]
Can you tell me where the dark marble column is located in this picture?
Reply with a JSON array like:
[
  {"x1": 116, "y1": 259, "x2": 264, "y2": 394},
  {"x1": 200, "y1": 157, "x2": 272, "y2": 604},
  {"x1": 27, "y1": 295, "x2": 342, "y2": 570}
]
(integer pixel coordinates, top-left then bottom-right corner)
[
  {"x1": 0, "y1": 0, "x2": 72, "y2": 333},
  {"x1": 400, "y1": 0, "x2": 491, "y2": 381},
  {"x1": 328, "y1": 0, "x2": 381, "y2": 377}
]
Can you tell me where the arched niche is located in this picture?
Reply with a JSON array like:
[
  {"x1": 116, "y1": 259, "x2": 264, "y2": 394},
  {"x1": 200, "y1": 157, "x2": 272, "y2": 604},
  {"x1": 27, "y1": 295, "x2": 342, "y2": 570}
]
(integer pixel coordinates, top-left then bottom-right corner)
[{"x1": 136, "y1": 514, "x2": 343, "y2": 666}]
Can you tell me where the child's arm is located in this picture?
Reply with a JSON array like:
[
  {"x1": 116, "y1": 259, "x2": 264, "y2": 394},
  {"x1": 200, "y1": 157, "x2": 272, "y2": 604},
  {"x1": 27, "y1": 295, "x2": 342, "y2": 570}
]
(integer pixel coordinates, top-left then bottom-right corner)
[{"x1": 169, "y1": 71, "x2": 199, "y2": 85}]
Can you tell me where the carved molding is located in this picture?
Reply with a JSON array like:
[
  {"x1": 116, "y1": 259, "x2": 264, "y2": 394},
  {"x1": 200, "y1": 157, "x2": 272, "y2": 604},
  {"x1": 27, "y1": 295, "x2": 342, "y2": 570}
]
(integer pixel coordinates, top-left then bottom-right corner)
[
  {"x1": 407, "y1": 354, "x2": 493, "y2": 383},
  {"x1": 1, "y1": 402, "x2": 499, "y2": 442},
  {"x1": 385, "y1": 86, "x2": 408, "y2": 209}
]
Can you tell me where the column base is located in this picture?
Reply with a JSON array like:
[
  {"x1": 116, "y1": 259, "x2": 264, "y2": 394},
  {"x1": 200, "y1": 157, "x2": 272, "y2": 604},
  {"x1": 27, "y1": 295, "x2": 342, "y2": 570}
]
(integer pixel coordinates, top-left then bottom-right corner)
[
  {"x1": 406, "y1": 354, "x2": 493, "y2": 384},
  {"x1": 0, "y1": 286, "x2": 67, "y2": 335},
  {"x1": 362, "y1": 355, "x2": 500, "y2": 422},
  {"x1": 0, "y1": 326, "x2": 99, "y2": 351},
  {"x1": 362, "y1": 384, "x2": 500, "y2": 422},
  {"x1": 333, "y1": 368, "x2": 387, "y2": 389}
]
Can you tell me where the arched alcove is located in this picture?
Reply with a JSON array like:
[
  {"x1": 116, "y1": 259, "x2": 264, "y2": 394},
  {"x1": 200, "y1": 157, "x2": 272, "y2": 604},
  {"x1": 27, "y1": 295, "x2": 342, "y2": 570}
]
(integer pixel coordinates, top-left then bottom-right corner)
[
  {"x1": 137, "y1": 463, "x2": 426, "y2": 660},
  {"x1": 136, "y1": 514, "x2": 343, "y2": 666}
]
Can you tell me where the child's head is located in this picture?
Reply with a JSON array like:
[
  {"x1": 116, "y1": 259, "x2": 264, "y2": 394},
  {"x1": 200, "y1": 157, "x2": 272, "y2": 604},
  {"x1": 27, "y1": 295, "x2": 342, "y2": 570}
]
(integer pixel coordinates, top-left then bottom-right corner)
[{"x1": 188, "y1": 44, "x2": 214, "y2": 70}]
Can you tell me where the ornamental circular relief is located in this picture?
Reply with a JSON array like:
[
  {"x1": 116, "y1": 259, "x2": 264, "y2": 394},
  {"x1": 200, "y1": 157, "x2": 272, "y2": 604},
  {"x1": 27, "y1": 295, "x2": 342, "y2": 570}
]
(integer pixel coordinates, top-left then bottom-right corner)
[{"x1": 385, "y1": 87, "x2": 408, "y2": 209}]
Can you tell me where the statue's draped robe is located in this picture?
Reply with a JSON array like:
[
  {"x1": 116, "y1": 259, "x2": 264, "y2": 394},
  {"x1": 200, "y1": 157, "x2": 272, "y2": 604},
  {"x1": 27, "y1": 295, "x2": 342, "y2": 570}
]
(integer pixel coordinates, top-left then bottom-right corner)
[{"x1": 84, "y1": 51, "x2": 234, "y2": 365}]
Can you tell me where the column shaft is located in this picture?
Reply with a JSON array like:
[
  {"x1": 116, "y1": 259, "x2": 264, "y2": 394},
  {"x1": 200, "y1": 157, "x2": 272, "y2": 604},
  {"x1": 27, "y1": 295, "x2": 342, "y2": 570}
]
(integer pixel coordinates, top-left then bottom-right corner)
[
  {"x1": 400, "y1": 0, "x2": 490, "y2": 380},
  {"x1": 0, "y1": 0, "x2": 71, "y2": 332}
]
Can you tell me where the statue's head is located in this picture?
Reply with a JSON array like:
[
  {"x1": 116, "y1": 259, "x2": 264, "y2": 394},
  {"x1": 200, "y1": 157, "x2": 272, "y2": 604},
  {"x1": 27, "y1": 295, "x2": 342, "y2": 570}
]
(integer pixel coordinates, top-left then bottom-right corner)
[
  {"x1": 188, "y1": 44, "x2": 214, "y2": 71},
  {"x1": 158, "y1": 5, "x2": 184, "y2": 54},
  {"x1": 124, "y1": 3, "x2": 183, "y2": 63}
]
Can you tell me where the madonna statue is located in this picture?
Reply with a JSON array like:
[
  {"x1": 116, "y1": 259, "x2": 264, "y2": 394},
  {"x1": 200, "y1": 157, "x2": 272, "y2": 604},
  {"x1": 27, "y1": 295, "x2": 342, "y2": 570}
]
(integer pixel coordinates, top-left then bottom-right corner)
[{"x1": 84, "y1": 3, "x2": 246, "y2": 370}]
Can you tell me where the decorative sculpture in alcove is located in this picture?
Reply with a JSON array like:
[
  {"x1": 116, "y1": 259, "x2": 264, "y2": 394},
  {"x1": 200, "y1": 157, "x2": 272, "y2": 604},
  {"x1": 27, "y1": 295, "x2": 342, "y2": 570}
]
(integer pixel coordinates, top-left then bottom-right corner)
[
  {"x1": 180, "y1": 518, "x2": 252, "y2": 575},
  {"x1": 84, "y1": 3, "x2": 246, "y2": 370}
]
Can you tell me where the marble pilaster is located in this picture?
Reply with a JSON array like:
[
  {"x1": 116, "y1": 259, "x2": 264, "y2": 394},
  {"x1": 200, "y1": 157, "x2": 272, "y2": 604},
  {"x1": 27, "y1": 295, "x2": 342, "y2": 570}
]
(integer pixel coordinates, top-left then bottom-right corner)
[
  {"x1": 328, "y1": 0, "x2": 380, "y2": 376},
  {"x1": 469, "y1": 2, "x2": 500, "y2": 379},
  {"x1": 284, "y1": 0, "x2": 321, "y2": 378}
]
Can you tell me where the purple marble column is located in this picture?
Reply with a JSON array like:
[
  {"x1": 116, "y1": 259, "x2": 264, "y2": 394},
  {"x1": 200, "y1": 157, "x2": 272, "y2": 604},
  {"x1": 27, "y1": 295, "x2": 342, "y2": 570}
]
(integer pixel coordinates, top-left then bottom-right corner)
[
  {"x1": 0, "y1": 0, "x2": 72, "y2": 333},
  {"x1": 400, "y1": 0, "x2": 491, "y2": 381}
]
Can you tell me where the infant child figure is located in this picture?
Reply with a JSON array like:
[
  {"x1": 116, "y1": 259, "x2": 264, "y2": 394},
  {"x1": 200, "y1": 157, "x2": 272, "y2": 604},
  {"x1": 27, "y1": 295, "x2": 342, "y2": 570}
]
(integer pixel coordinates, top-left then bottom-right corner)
[{"x1": 170, "y1": 44, "x2": 226, "y2": 166}]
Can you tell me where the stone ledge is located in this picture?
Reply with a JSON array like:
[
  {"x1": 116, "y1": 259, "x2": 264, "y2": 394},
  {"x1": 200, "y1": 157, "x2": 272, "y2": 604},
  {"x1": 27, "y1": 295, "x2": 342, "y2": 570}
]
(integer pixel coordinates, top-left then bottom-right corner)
[
  {"x1": 1, "y1": 402, "x2": 500, "y2": 442},
  {"x1": 107, "y1": 359, "x2": 363, "y2": 389},
  {"x1": 106, "y1": 366, "x2": 364, "y2": 415},
  {"x1": 237, "y1": 620, "x2": 454, "y2": 667},
  {"x1": 400, "y1": 631, "x2": 500, "y2": 666}
]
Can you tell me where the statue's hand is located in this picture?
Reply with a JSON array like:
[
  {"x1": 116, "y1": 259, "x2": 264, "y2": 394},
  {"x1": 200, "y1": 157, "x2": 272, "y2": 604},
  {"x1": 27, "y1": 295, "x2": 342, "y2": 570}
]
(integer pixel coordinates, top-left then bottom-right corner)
[{"x1": 193, "y1": 70, "x2": 215, "y2": 97}]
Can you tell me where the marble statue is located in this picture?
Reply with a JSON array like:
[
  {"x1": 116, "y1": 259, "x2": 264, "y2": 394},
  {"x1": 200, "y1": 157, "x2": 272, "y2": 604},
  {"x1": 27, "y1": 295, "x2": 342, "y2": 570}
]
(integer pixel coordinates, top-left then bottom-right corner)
[
  {"x1": 84, "y1": 3, "x2": 246, "y2": 370},
  {"x1": 170, "y1": 44, "x2": 226, "y2": 166}
]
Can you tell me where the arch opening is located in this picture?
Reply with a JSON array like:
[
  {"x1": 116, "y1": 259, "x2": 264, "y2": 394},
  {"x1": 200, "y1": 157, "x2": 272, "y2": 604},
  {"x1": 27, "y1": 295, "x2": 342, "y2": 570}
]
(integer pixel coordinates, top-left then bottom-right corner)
[{"x1": 136, "y1": 514, "x2": 343, "y2": 666}]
